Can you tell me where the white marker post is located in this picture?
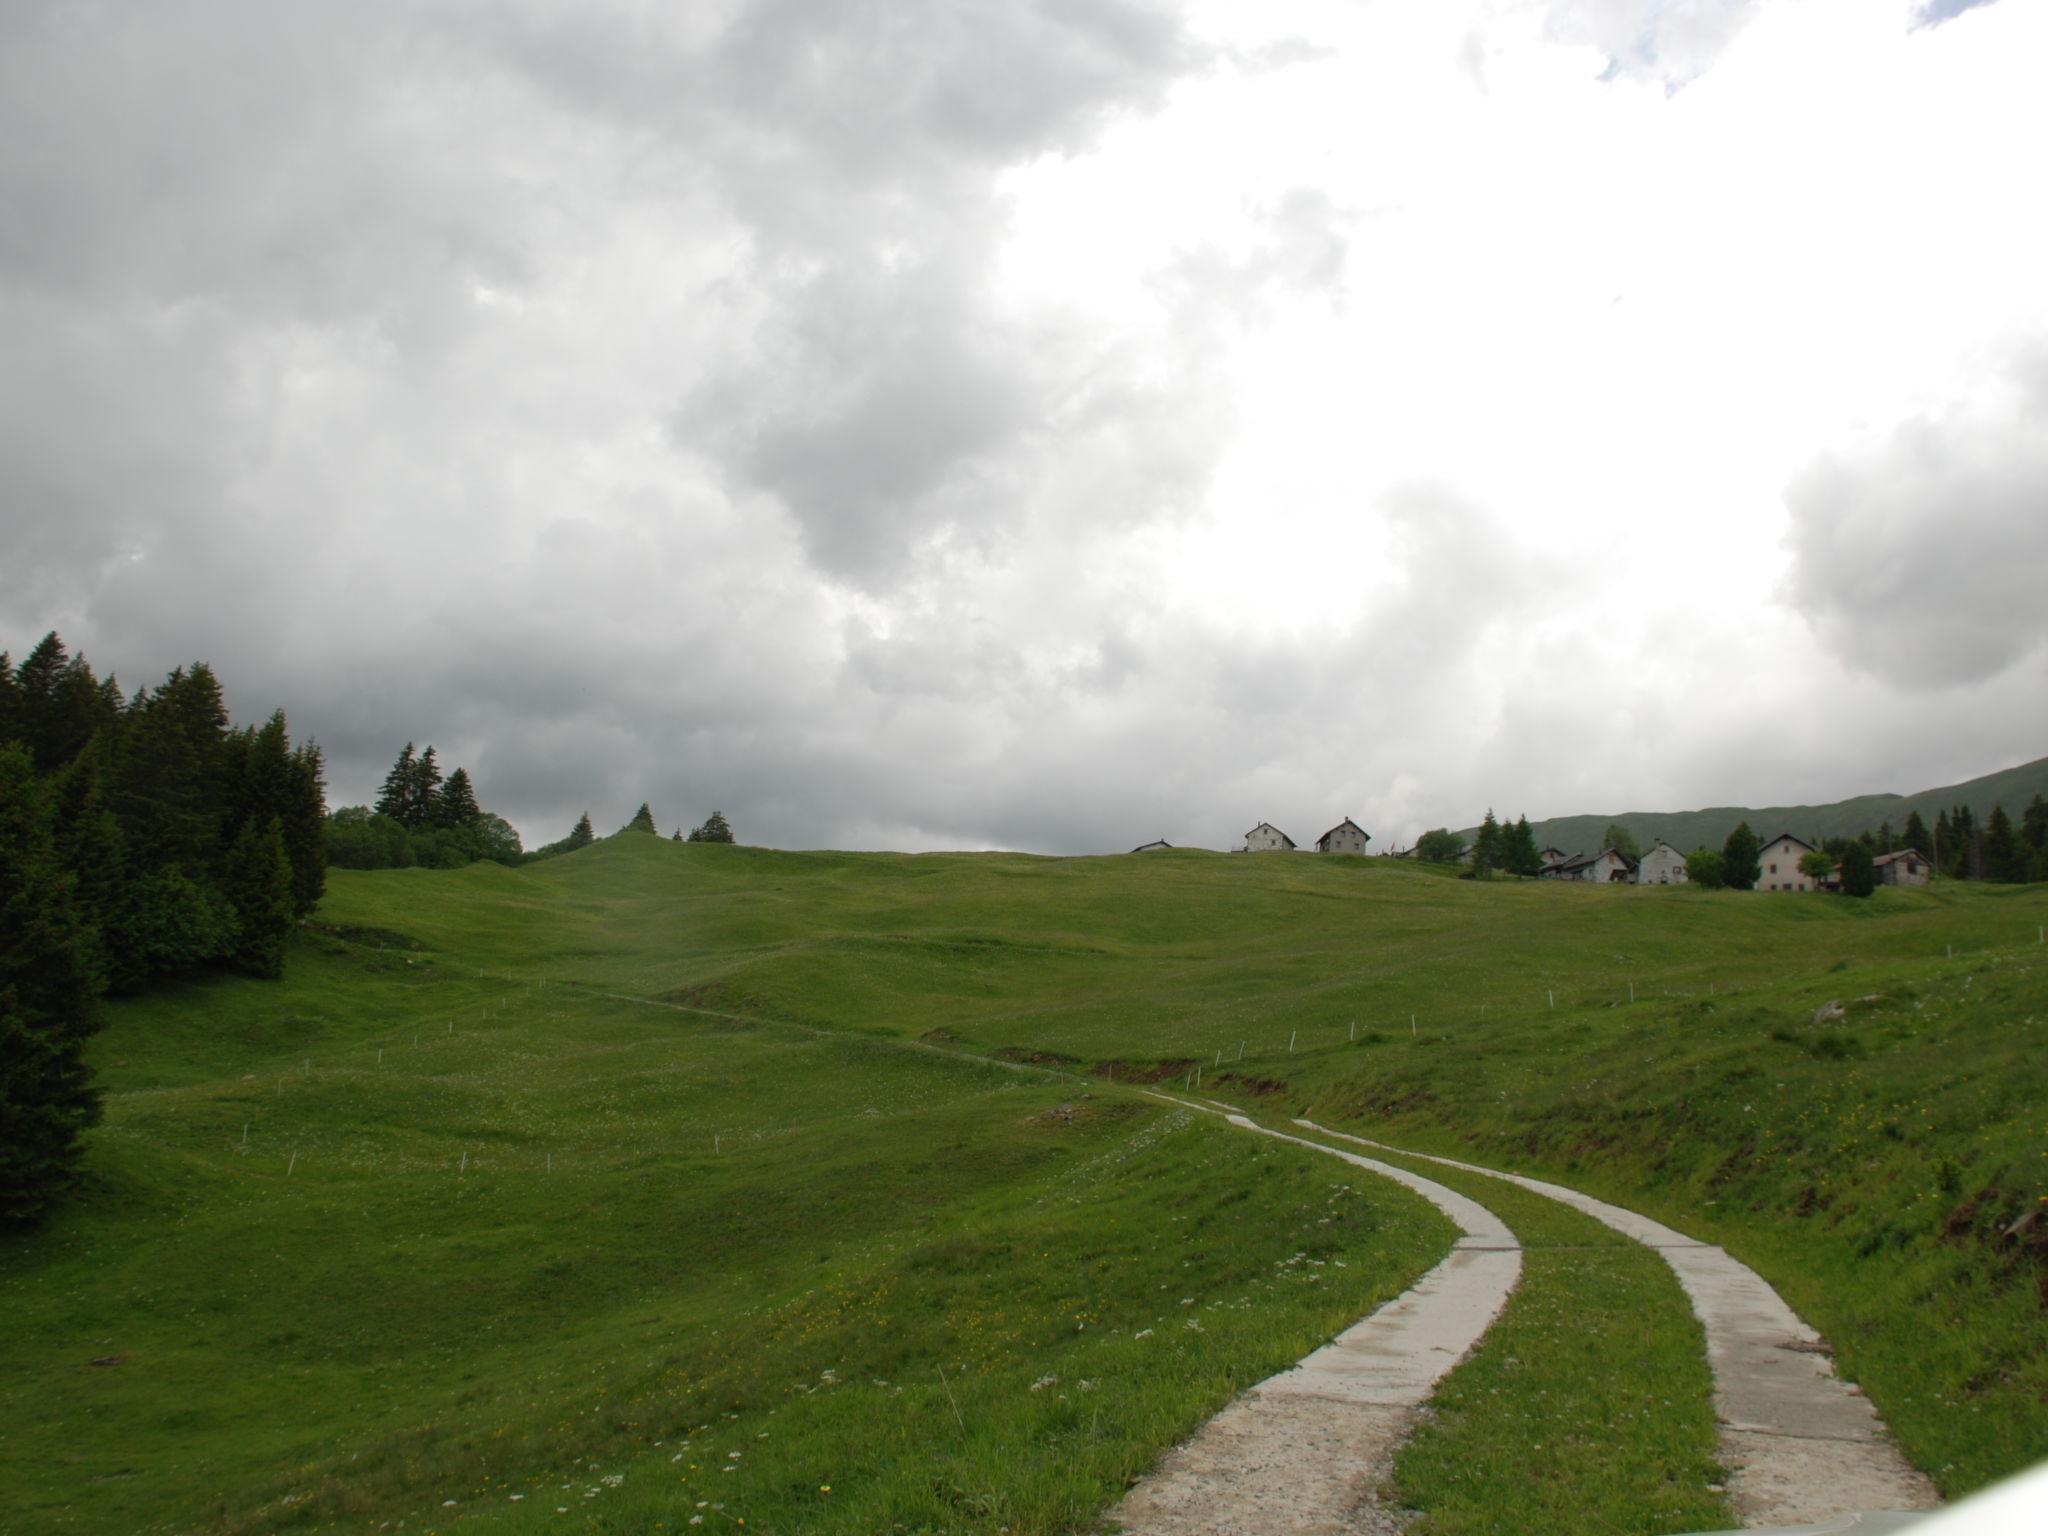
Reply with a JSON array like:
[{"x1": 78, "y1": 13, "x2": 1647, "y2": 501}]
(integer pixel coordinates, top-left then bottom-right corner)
[
  {"x1": 286, "y1": 1151, "x2": 297, "y2": 1176},
  {"x1": 1288, "y1": 1030, "x2": 1296, "y2": 1053},
  {"x1": 1547, "y1": 989, "x2": 1555, "y2": 1009}
]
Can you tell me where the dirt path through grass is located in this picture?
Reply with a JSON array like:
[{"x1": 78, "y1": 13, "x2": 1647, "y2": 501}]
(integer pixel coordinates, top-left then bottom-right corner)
[
  {"x1": 1111, "y1": 1099, "x2": 1521, "y2": 1534},
  {"x1": 1297, "y1": 1120, "x2": 1941, "y2": 1528}
]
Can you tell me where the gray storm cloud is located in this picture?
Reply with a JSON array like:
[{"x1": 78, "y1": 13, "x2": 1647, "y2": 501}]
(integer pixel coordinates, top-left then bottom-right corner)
[
  {"x1": 1783, "y1": 353, "x2": 2048, "y2": 691},
  {"x1": 3, "y1": 1, "x2": 2043, "y2": 855}
]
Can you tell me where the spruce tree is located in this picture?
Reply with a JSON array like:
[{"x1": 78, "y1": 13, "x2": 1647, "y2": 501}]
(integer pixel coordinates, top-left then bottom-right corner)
[
  {"x1": 1470, "y1": 810, "x2": 1503, "y2": 875},
  {"x1": 1902, "y1": 810, "x2": 1929, "y2": 858},
  {"x1": 0, "y1": 651, "x2": 18, "y2": 747},
  {"x1": 1984, "y1": 805, "x2": 2020, "y2": 883},
  {"x1": 114, "y1": 664, "x2": 229, "y2": 877},
  {"x1": 1721, "y1": 822, "x2": 1761, "y2": 890},
  {"x1": 283, "y1": 742, "x2": 327, "y2": 918},
  {"x1": 376, "y1": 744, "x2": 416, "y2": 822},
  {"x1": 436, "y1": 767, "x2": 481, "y2": 828},
  {"x1": 626, "y1": 802, "x2": 657, "y2": 834},
  {"x1": 222, "y1": 817, "x2": 294, "y2": 979},
  {"x1": 48, "y1": 750, "x2": 125, "y2": 991},
  {"x1": 2020, "y1": 796, "x2": 2048, "y2": 881},
  {"x1": 0, "y1": 746, "x2": 106, "y2": 1225},
  {"x1": 569, "y1": 813, "x2": 595, "y2": 848},
  {"x1": 410, "y1": 746, "x2": 444, "y2": 828},
  {"x1": 1839, "y1": 841, "x2": 1877, "y2": 898},
  {"x1": 1506, "y1": 815, "x2": 1542, "y2": 876},
  {"x1": 688, "y1": 811, "x2": 735, "y2": 844}
]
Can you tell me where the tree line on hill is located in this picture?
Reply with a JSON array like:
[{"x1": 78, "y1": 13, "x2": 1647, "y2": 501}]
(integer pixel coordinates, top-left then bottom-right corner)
[
  {"x1": 327, "y1": 768, "x2": 742, "y2": 871},
  {"x1": 324, "y1": 742, "x2": 523, "y2": 869},
  {"x1": 1, "y1": 632, "x2": 326, "y2": 1224},
  {"x1": 1416, "y1": 797, "x2": 2048, "y2": 893}
]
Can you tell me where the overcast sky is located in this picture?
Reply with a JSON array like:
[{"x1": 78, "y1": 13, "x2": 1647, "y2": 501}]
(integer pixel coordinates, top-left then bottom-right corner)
[{"x1": 3, "y1": 0, "x2": 2043, "y2": 853}]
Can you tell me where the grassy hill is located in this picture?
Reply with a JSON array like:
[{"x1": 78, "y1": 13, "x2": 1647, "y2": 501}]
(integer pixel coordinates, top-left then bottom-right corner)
[
  {"x1": 4, "y1": 837, "x2": 2045, "y2": 1533},
  {"x1": 1463, "y1": 751, "x2": 2048, "y2": 855}
]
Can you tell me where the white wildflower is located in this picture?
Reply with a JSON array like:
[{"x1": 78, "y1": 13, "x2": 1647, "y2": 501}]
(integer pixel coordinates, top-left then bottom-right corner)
[{"x1": 1030, "y1": 1374, "x2": 1058, "y2": 1391}]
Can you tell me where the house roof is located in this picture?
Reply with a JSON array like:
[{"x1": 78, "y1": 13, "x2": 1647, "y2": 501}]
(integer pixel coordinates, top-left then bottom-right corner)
[
  {"x1": 1130, "y1": 839, "x2": 1172, "y2": 853},
  {"x1": 1244, "y1": 822, "x2": 1296, "y2": 847},
  {"x1": 1316, "y1": 817, "x2": 1370, "y2": 845},
  {"x1": 1872, "y1": 848, "x2": 1924, "y2": 867},
  {"x1": 1645, "y1": 839, "x2": 1682, "y2": 855},
  {"x1": 1760, "y1": 831, "x2": 1816, "y2": 852}
]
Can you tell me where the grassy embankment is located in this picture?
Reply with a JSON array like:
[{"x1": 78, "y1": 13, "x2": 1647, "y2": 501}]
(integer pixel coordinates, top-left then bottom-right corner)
[
  {"x1": 3, "y1": 836, "x2": 2043, "y2": 1533},
  {"x1": 0, "y1": 849, "x2": 1454, "y2": 1536}
]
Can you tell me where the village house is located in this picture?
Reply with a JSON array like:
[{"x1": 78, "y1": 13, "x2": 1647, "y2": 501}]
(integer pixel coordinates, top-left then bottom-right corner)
[
  {"x1": 1243, "y1": 822, "x2": 1296, "y2": 853},
  {"x1": 1551, "y1": 848, "x2": 1638, "y2": 883},
  {"x1": 1316, "y1": 818, "x2": 1371, "y2": 855},
  {"x1": 1873, "y1": 848, "x2": 1931, "y2": 887},
  {"x1": 1758, "y1": 832, "x2": 1821, "y2": 891},
  {"x1": 1537, "y1": 847, "x2": 1573, "y2": 877},
  {"x1": 1130, "y1": 839, "x2": 1172, "y2": 854},
  {"x1": 1638, "y1": 840, "x2": 1688, "y2": 884}
]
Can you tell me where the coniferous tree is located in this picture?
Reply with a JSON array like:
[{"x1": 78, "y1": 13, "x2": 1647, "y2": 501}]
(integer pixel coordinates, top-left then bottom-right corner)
[
  {"x1": 222, "y1": 817, "x2": 294, "y2": 979},
  {"x1": 1721, "y1": 822, "x2": 1761, "y2": 890},
  {"x1": 1506, "y1": 815, "x2": 1543, "y2": 876},
  {"x1": 1876, "y1": 819, "x2": 1895, "y2": 853},
  {"x1": 0, "y1": 651, "x2": 19, "y2": 747},
  {"x1": 435, "y1": 767, "x2": 481, "y2": 828},
  {"x1": 687, "y1": 811, "x2": 735, "y2": 844},
  {"x1": 1902, "y1": 810, "x2": 1930, "y2": 859},
  {"x1": 1470, "y1": 810, "x2": 1503, "y2": 875},
  {"x1": 410, "y1": 746, "x2": 444, "y2": 828},
  {"x1": 1984, "y1": 805, "x2": 2021, "y2": 883},
  {"x1": 48, "y1": 751, "x2": 127, "y2": 990},
  {"x1": 115, "y1": 664, "x2": 230, "y2": 875},
  {"x1": 1839, "y1": 841, "x2": 1877, "y2": 898},
  {"x1": 569, "y1": 813, "x2": 595, "y2": 848},
  {"x1": 0, "y1": 745, "x2": 106, "y2": 1225},
  {"x1": 283, "y1": 742, "x2": 327, "y2": 917},
  {"x1": 376, "y1": 744, "x2": 417, "y2": 823},
  {"x1": 626, "y1": 803, "x2": 657, "y2": 834}
]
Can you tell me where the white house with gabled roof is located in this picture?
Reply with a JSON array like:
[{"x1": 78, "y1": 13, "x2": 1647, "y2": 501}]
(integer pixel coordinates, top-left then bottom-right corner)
[
  {"x1": 1638, "y1": 840, "x2": 1688, "y2": 884},
  {"x1": 1758, "y1": 832, "x2": 1821, "y2": 891},
  {"x1": 1315, "y1": 818, "x2": 1370, "y2": 855},
  {"x1": 1243, "y1": 822, "x2": 1295, "y2": 852}
]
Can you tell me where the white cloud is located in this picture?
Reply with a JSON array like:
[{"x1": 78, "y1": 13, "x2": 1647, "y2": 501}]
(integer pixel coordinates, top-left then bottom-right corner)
[{"x1": 2, "y1": 0, "x2": 2044, "y2": 851}]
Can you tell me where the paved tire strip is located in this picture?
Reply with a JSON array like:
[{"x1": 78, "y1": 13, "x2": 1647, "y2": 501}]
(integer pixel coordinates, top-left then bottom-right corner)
[
  {"x1": 1112, "y1": 1099, "x2": 1522, "y2": 1535},
  {"x1": 1295, "y1": 1119, "x2": 1940, "y2": 1528}
]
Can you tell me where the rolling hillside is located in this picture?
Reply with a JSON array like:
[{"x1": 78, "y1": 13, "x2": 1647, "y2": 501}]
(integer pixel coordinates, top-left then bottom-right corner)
[
  {"x1": 1467, "y1": 751, "x2": 2048, "y2": 856},
  {"x1": 4, "y1": 837, "x2": 2044, "y2": 1534}
]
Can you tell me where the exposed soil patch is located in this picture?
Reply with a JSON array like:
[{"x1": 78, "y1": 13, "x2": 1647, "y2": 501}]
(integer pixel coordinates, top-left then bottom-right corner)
[
  {"x1": 919, "y1": 1026, "x2": 960, "y2": 1044},
  {"x1": 1089, "y1": 1057, "x2": 1197, "y2": 1084},
  {"x1": 1214, "y1": 1072, "x2": 1291, "y2": 1099},
  {"x1": 991, "y1": 1046, "x2": 1080, "y2": 1067}
]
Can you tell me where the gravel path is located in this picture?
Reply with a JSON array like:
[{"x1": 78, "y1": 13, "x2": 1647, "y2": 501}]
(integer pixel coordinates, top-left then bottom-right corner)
[
  {"x1": 1295, "y1": 1120, "x2": 1941, "y2": 1528},
  {"x1": 1111, "y1": 1103, "x2": 1521, "y2": 1534}
]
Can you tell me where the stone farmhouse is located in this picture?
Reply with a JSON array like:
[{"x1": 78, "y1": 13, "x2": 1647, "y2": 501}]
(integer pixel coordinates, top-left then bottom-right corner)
[
  {"x1": 1759, "y1": 832, "x2": 1821, "y2": 892},
  {"x1": 1871, "y1": 849, "x2": 1931, "y2": 886},
  {"x1": 1638, "y1": 840, "x2": 1688, "y2": 884},
  {"x1": 1316, "y1": 818, "x2": 1371, "y2": 855},
  {"x1": 1546, "y1": 847, "x2": 1638, "y2": 883},
  {"x1": 1235, "y1": 820, "x2": 1373, "y2": 854}
]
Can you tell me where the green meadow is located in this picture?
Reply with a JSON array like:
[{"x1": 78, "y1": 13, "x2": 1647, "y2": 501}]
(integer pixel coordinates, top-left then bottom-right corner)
[{"x1": 4, "y1": 837, "x2": 2045, "y2": 1533}]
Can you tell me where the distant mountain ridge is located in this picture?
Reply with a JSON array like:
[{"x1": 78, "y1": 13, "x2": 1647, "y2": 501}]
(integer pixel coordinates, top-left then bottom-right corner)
[{"x1": 1460, "y1": 753, "x2": 2048, "y2": 857}]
